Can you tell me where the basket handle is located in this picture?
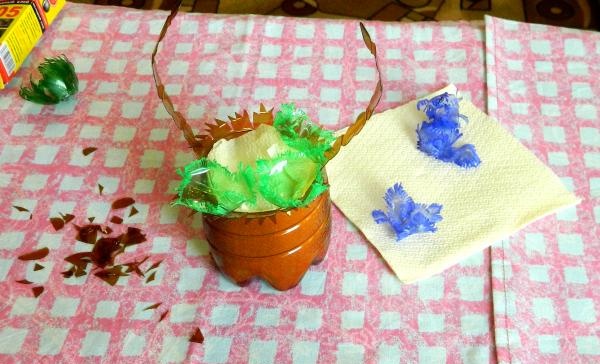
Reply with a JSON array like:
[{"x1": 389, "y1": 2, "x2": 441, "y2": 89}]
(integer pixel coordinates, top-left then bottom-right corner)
[
  {"x1": 152, "y1": 3, "x2": 382, "y2": 161},
  {"x1": 151, "y1": 0, "x2": 207, "y2": 157},
  {"x1": 324, "y1": 23, "x2": 383, "y2": 163}
]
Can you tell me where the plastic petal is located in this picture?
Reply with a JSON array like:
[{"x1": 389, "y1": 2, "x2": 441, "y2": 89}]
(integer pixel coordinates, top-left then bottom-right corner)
[
  {"x1": 451, "y1": 144, "x2": 481, "y2": 168},
  {"x1": 372, "y1": 209, "x2": 389, "y2": 224}
]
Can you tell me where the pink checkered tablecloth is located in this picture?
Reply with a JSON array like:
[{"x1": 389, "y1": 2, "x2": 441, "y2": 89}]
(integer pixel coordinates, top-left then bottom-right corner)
[
  {"x1": 485, "y1": 16, "x2": 600, "y2": 363},
  {"x1": 0, "y1": 4, "x2": 492, "y2": 363},
  {"x1": 0, "y1": 2, "x2": 596, "y2": 363}
]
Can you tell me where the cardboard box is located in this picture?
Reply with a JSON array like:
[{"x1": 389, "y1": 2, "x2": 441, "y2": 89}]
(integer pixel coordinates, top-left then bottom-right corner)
[{"x1": 0, "y1": 0, "x2": 65, "y2": 89}]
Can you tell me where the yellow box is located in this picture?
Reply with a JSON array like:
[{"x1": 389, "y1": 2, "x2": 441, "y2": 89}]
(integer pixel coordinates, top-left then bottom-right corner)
[{"x1": 0, "y1": 0, "x2": 65, "y2": 89}]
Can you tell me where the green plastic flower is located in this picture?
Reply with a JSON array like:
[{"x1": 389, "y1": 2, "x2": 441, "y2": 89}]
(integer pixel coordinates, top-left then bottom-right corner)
[
  {"x1": 256, "y1": 151, "x2": 327, "y2": 209},
  {"x1": 174, "y1": 104, "x2": 334, "y2": 216},
  {"x1": 175, "y1": 158, "x2": 256, "y2": 216},
  {"x1": 19, "y1": 55, "x2": 79, "y2": 105},
  {"x1": 274, "y1": 103, "x2": 336, "y2": 164}
]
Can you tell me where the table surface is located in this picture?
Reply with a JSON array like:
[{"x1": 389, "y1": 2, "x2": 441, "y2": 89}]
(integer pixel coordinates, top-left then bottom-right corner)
[
  {"x1": 0, "y1": 3, "x2": 597, "y2": 363},
  {"x1": 485, "y1": 17, "x2": 600, "y2": 364}
]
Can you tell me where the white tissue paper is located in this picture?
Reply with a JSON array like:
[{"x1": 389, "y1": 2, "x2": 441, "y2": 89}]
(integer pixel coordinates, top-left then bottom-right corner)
[{"x1": 208, "y1": 124, "x2": 293, "y2": 212}]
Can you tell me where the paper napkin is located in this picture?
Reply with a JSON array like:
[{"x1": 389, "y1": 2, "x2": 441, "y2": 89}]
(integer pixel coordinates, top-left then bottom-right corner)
[{"x1": 326, "y1": 85, "x2": 579, "y2": 283}]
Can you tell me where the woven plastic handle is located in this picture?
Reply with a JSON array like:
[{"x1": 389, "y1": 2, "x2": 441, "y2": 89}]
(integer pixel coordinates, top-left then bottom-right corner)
[
  {"x1": 151, "y1": 0, "x2": 208, "y2": 157},
  {"x1": 324, "y1": 22, "x2": 383, "y2": 163}
]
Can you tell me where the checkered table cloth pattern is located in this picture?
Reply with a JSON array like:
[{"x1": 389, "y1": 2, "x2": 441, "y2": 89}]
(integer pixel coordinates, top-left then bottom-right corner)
[
  {"x1": 485, "y1": 16, "x2": 600, "y2": 363},
  {"x1": 0, "y1": 4, "x2": 496, "y2": 363}
]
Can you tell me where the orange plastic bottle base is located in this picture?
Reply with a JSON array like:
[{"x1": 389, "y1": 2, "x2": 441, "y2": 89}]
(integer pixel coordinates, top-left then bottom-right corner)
[{"x1": 203, "y1": 191, "x2": 332, "y2": 291}]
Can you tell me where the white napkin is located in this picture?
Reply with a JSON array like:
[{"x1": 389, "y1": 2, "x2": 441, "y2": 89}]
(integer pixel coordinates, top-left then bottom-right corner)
[{"x1": 326, "y1": 85, "x2": 579, "y2": 283}]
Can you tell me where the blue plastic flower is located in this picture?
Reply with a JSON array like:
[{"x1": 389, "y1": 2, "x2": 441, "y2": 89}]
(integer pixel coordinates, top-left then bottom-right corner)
[
  {"x1": 372, "y1": 183, "x2": 443, "y2": 241},
  {"x1": 416, "y1": 92, "x2": 480, "y2": 168},
  {"x1": 417, "y1": 92, "x2": 465, "y2": 128}
]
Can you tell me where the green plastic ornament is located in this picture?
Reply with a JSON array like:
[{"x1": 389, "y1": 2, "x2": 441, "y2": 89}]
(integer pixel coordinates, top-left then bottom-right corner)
[
  {"x1": 175, "y1": 158, "x2": 256, "y2": 216},
  {"x1": 19, "y1": 55, "x2": 79, "y2": 105},
  {"x1": 256, "y1": 151, "x2": 327, "y2": 209},
  {"x1": 273, "y1": 103, "x2": 336, "y2": 164}
]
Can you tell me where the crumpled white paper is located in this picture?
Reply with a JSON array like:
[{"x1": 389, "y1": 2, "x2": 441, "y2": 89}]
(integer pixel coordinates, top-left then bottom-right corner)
[
  {"x1": 208, "y1": 123, "x2": 292, "y2": 171},
  {"x1": 207, "y1": 124, "x2": 294, "y2": 212}
]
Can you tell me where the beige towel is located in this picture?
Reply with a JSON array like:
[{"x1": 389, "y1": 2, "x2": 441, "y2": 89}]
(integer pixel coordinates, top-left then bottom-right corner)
[{"x1": 326, "y1": 85, "x2": 579, "y2": 283}]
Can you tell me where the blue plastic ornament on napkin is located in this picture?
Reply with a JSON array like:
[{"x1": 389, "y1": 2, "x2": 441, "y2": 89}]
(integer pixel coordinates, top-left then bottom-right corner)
[
  {"x1": 416, "y1": 92, "x2": 481, "y2": 168},
  {"x1": 372, "y1": 183, "x2": 443, "y2": 241}
]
